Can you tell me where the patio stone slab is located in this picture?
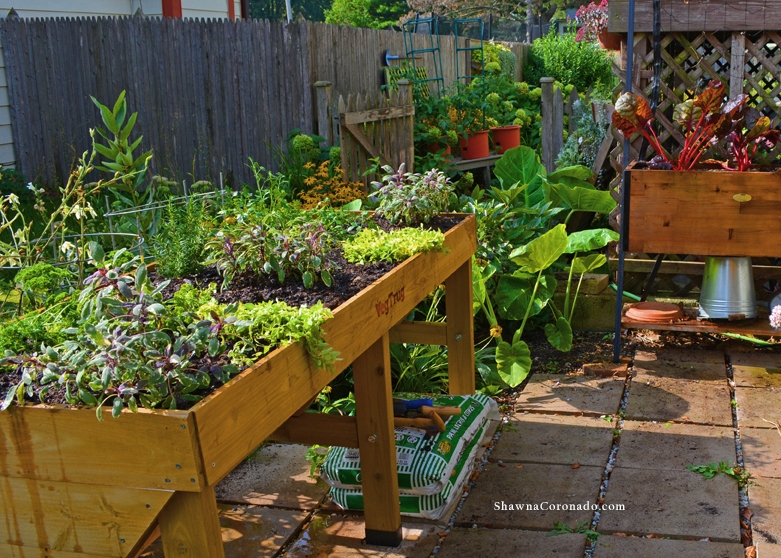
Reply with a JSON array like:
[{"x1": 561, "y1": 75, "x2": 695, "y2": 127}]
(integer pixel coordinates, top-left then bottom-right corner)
[
  {"x1": 515, "y1": 374, "x2": 625, "y2": 416},
  {"x1": 493, "y1": 413, "x2": 614, "y2": 467},
  {"x1": 624, "y1": 376, "x2": 732, "y2": 426},
  {"x1": 591, "y1": 536, "x2": 744, "y2": 558},
  {"x1": 635, "y1": 347, "x2": 726, "y2": 366},
  {"x1": 437, "y1": 529, "x2": 586, "y2": 557},
  {"x1": 216, "y1": 443, "x2": 330, "y2": 510},
  {"x1": 750, "y1": 477, "x2": 781, "y2": 547},
  {"x1": 741, "y1": 428, "x2": 781, "y2": 478},
  {"x1": 735, "y1": 387, "x2": 781, "y2": 428},
  {"x1": 757, "y1": 543, "x2": 781, "y2": 558},
  {"x1": 456, "y1": 462, "x2": 603, "y2": 530},
  {"x1": 733, "y1": 364, "x2": 781, "y2": 388},
  {"x1": 140, "y1": 505, "x2": 309, "y2": 558},
  {"x1": 728, "y1": 351, "x2": 781, "y2": 369},
  {"x1": 599, "y1": 467, "x2": 740, "y2": 541},
  {"x1": 616, "y1": 421, "x2": 736, "y2": 471},
  {"x1": 633, "y1": 359, "x2": 727, "y2": 382},
  {"x1": 281, "y1": 513, "x2": 438, "y2": 558}
]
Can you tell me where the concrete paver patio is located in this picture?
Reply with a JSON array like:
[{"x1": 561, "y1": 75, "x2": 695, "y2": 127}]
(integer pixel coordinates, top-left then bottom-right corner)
[{"x1": 140, "y1": 343, "x2": 781, "y2": 556}]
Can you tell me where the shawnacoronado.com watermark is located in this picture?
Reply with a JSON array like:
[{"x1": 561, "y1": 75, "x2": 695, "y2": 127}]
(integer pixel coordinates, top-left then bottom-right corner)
[{"x1": 493, "y1": 501, "x2": 626, "y2": 511}]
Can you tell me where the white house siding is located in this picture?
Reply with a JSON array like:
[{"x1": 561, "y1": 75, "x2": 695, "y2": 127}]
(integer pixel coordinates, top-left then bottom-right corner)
[
  {"x1": 0, "y1": 0, "x2": 237, "y2": 169},
  {"x1": 181, "y1": 0, "x2": 237, "y2": 19}
]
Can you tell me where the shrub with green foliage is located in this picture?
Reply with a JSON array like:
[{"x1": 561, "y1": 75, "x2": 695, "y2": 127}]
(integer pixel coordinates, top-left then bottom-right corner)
[
  {"x1": 342, "y1": 228, "x2": 445, "y2": 264},
  {"x1": 524, "y1": 30, "x2": 615, "y2": 93}
]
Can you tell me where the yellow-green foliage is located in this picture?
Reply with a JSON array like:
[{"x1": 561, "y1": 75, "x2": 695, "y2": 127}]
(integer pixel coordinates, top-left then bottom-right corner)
[{"x1": 342, "y1": 228, "x2": 445, "y2": 264}]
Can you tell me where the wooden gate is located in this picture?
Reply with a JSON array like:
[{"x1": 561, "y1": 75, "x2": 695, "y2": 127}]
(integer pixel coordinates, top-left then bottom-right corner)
[{"x1": 338, "y1": 80, "x2": 415, "y2": 189}]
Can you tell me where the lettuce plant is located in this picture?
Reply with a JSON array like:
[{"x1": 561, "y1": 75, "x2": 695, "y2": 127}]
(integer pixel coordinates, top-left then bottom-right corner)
[{"x1": 342, "y1": 228, "x2": 445, "y2": 264}]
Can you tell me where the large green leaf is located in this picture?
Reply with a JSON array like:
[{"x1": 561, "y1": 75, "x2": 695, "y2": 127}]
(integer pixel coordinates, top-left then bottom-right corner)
[
  {"x1": 565, "y1": 228, "x2": 620, "y2": 253},
  {"x1": 494, "y1": 146, "x2": 546, "y2": 207},
  {"x1": 544, "y1": 181, "x2": 617, "y2": 214},
  {"x1": 496, "y1": 272, "x2": 557, "y2": 321},
  {"x1": 547, "y1": 165, "x2": 595, "y2": 182},
  {"x1": 571, "y1": 253, "x2": 607, "y2": 275},
  {"x1": 545, "y1": 317, "x2": 573, "y2": 352},
  {"x1": 509, "y1": 223, "x2": 568, "y2": 272},
  {"x1": 496, "y1": 340, "x2": 532, "y2": 387}
]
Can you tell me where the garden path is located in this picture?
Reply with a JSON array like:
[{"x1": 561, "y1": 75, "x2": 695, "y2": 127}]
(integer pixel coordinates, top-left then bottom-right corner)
[{"x1": 139, "y1": 341, "x2": 781, "y2": 558}]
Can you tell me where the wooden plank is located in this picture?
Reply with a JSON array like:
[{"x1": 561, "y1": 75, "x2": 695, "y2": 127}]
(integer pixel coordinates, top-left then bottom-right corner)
[
  {"x1": 158, "y1": 486, "x2": 225, "y2": 558},
  {"x1": 609, "y1": 0, "x2": 781, "y2": 33},
  {"x1": 270, "y1": 413, "x2": 359, "y2": 447},
  {"x1": 0, "y1": 477, "x2": 172, "y2": 557},
  {"x1": 608, "y1": 258, "x2": 781, "y2": 280},
  {"x1": 343, "y1": 104, "x2": 413, "y2": 125},
  {"x1": 623, "y1": 307, "x2": 780, "y2": 337},
  {"x1": 627, "y1": 166, "x2": 781, "y2": 257},
  {"x1": 389, "y1": 321, "x2": 448, "y2": 345},
  {"x1": 540, "y1": 77, "x2": 555, "y2": 173},
  {"x1": 353, "y1": 333, "x2": 402, "y2": 545},
  {"x1": 0, "y1": 406, "x2": 203, "y2": 491},
  {"x1": 446, "y1": 260, "x2": 476, "y2": 395},
  {"x1": 0, "y1": 543, "x2": 111, "y2": 558},
  {"x1": 191, "y1": 215, "x2": 477, "y2": 486}
]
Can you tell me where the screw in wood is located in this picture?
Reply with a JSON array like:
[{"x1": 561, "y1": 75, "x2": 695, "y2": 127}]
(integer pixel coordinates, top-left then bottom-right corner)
[
  {"x1": 455, "y1": 334, "x2": 462, "y2": 340},
  {"x1": 368, "y1": 434, "x2": 377, "y2": 443}
]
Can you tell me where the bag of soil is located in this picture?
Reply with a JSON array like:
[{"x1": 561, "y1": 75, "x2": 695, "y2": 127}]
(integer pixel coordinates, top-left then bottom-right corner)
[
  {"x1": 320, "y1": 392, "x2": 499, "y2": 495},
  {"x1": 329, "y1": 419, "x2": 489, "y2": 520}
]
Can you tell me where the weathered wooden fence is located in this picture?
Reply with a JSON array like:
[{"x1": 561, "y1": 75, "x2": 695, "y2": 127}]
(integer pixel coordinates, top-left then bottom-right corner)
[
  {"x1": 607, "y1": 9, "x2": 781, "y2": 297},
  {"x1": 0, "y1": 16, "x2": 528, "y2": 188},
  {"x1": 338, "y1": 80, "x2": 414, "y2": 188}
]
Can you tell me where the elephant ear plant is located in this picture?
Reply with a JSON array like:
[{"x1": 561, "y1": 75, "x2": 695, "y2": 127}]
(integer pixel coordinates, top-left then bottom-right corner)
[{"x1": 471, "y1": 146, "x2": 618, "y2": 388}]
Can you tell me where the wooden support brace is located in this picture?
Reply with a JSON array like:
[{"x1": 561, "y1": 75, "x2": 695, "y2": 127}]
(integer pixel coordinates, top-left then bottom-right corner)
[
  {"x1": 158, "y1": 487, "x2": 225, "y2": 558},
  {"x1": 341, "y1": 121, "x2": 390, "y2": 167},
  {"x1": 446, "y1": 260, "x2": 475, "y2": 395},
  {"x1": 389, "y1": 320, "x2": 448, "y2": 345},
  {"x1": 353, "y1": 333, "x2": 402, "y2": 547},
  {"x1": 270, "y1": 413, "x2": 359, "y2": 447}
]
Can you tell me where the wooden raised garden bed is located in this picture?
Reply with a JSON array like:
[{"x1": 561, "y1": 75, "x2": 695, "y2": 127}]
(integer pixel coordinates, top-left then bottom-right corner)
[
  {"x1": 0, "y1": 214, "x2": 477, "y2": 557},
  {"x1": 625, "y1": 162, "x2": 781, "y2": 258}
]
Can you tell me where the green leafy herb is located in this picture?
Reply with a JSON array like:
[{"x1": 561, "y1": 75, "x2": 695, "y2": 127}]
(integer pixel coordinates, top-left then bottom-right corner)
[{"x1": 342, "y1": 228, "x2": 445, "y2": 264}]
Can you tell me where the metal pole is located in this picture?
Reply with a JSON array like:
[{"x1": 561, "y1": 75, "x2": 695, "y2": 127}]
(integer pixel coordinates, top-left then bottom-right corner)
[
  {"x1": 284, "y1": 0, "x2": 292, "y2": 22},
  {"x1": 613, "y1": 0, "x2": 635, "y2": 363}
]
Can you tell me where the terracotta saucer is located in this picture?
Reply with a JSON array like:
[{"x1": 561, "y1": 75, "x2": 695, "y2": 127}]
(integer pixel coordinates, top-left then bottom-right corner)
[{"x1": 625, "y1": 302, "x2": 685, "y2": 323}]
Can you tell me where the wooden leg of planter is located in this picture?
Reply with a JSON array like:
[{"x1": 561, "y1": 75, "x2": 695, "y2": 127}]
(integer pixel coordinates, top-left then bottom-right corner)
[
  {"x1": 158, "y1": 487, "x2": 225, "y2": 558},
  {"x1": 353, "y1": 332, "x2": 402, "y2": 547},
  {"x1": 446, "y1": 260, "x2": 475, "y2": 395}
]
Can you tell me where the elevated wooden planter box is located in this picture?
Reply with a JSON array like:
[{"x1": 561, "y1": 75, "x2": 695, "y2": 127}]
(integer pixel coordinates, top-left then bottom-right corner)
[
  {"x1": 0, "y1": 215, "x2": 477, "y2": 557},
  {"x1": 625, "y1": 162, "x2": 781, "y2": 258}
]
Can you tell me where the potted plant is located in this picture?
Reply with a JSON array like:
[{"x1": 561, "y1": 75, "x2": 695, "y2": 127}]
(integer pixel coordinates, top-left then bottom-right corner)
[
  {"x1": 414, "y1": 94, "x2": 458, "y2": 157},
  {"x1": 612, "y1": 80, "x2": 781, "y2": 258},
  {"x1": 482, "y1": 74, "x2": 523, "y2": 154},
  {"x1": 451, "y1": 84, "x2": 491, "y2": 160},
  {"x1": 575, "y1": 0, "x2": 621, "y2": 51}
]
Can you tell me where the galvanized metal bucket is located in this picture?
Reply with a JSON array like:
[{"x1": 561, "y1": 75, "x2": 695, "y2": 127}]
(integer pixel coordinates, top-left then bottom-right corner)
[{"x1": 699, "y1": 256, "x2": 757, "y2": 320}]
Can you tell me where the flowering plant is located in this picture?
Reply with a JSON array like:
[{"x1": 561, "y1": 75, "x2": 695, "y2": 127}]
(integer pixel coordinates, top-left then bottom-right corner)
[
  {"x1": 575, "y1": 0, "x2": 609, "y2": 42},
  {"x1": 771, "y1": 304, "x2": 781, "y2": 329},
  {"x1": 298, "y1": 160, "x2": 365, "y2": 209}
]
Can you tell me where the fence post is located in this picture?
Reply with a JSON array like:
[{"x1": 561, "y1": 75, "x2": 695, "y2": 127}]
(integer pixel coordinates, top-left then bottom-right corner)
[
  {"x1": 315, "y1": 81, "x2": 333, "y2": 145},
  {"x1": 541, "y1": 77, "x2": 564, "y2": 172},
  {"x1": 398, "y1": 79, "x2": 415, "y2": 173},
  {"x1": 729, "y1": 33, "x2": 746, "y2": 100}
]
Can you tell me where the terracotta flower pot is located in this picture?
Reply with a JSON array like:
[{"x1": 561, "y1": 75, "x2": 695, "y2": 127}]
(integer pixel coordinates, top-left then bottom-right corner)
[
  {"x1": 490, "y1": 126, "x2": 521, "y2": 155},
  {"x1": 598, "y1": 30, "x2": 622, "y2": 51},
  {"x1": 458, "y1": 130, "x2": 490, "y2": 160},
  {"x1": 425, "y1": 142, "x2": 452, "y2": 156}
]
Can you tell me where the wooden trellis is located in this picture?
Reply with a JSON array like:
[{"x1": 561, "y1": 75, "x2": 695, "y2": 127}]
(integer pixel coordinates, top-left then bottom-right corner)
[
  {"x1": 608, "y1": 29, "x2": 781, "y2": 298},
  {"x1": 338, "y1": 80, "x2": 415, "y2": 189}
]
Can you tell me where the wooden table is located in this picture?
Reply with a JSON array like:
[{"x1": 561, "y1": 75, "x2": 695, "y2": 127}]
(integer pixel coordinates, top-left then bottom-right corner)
[{"x1": 452, "y1": 154, "x2": 501, "y2": 187}]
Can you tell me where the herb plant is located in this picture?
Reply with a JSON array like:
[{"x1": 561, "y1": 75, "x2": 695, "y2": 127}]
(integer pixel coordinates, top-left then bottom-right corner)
[
  {"x1": 152, "y1": 197, "x2": 211, "y2": 278},
  {"x1": 371, "y1": 164, "x2": 453, "y2": 225},
  {"x1": 342, "y1": 228, "x2": 445, "y2": 264}
]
